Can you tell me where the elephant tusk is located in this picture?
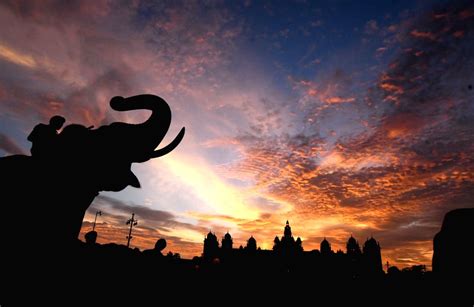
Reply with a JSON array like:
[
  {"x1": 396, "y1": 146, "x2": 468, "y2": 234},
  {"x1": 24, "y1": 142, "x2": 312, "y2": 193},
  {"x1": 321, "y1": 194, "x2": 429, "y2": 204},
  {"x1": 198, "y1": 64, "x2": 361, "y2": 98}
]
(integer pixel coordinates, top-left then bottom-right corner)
[{"x1": 149, "y1": 127, "x2": 185, "y2": 159}]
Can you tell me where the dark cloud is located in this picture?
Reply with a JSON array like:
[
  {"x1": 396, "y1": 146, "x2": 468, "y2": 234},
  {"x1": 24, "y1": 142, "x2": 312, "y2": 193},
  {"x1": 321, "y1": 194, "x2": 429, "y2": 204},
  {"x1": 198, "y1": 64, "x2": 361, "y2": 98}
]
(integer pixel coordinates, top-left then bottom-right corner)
[
  {"x1": 89, "y1": 195, "x2": 209, "y2": 234},
  {"x1": 370, "y1": 0, "x2": 474, "y2": 130},
  {"x1": 94, "y1": 195, "x2": 175, "y2": 223},
  {"x1": 80, "y1": 195, "x2": 212, "y2": 255}
]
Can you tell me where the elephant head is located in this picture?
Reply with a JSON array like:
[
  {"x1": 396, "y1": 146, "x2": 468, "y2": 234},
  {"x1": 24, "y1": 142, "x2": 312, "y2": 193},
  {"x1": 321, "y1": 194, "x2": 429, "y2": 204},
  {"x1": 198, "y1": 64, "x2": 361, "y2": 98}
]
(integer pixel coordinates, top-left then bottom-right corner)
[
  {"x1": 93, "y1": 95, "x2": 185, "y2": 191},
  {"x1": 59, "y1": 94, "x2": 185, "y2": 192}
]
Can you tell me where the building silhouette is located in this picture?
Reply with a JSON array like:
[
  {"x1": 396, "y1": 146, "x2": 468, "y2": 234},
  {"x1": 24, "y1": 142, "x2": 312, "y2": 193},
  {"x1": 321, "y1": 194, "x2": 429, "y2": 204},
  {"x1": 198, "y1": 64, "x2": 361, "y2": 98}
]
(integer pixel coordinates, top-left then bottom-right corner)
[
  {"x1": 203, "y1": 231, "x2": 219, "y2": 260},
  {"x1": 246, "y1": 236, "x2": 257, "y2": 253},
  {"x1": 347, "y1": 235, "x2": 361, "y2": 257},
  {"x1": 363, "y1": 237, "x2": 383, "y2": 275},
  {"x1": 200, "y1": 220, "x2": 384, "y2": 277},
  {"x1": 221, "y1": 232, "x2": 233, "y2": 250},
  {"x1": 320, "y1": 237, "x2": 332, "y2": 256},
  {"x1": 273, "y1": 221, "x2": 303, "y2": 256}
]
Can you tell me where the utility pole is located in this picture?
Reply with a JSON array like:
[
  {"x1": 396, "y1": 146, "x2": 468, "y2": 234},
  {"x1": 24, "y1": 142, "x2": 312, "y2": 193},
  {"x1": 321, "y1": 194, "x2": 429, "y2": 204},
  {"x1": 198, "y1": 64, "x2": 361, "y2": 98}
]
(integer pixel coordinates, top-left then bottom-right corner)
[
  {"x1": 126, "y1": 213, "x2": 138, "y2": 248},
  {"x1": 92, "y1": 210, "x2": 102, "y2": 231}
]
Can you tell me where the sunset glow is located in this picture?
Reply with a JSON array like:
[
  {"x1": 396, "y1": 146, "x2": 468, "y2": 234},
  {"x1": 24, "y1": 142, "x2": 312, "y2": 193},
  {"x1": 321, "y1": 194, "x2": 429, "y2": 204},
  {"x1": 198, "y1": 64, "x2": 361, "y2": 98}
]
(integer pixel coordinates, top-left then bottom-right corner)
[{"x1": 1, "y1": 0, "x2": 473, "y2": 269}]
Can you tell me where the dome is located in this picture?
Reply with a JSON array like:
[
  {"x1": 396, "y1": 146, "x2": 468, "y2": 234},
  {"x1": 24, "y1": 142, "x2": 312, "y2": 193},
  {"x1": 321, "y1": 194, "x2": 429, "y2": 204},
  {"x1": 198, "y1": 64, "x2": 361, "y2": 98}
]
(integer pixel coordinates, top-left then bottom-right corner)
[
  {"x1": 246, "y1": 236, "x2": 257, "y2": 251},
  {"x1": 366, "y1": 236, "x2": 378, "y2": 245},
  {"x1": 221, "y1": 231, "x2": 233, "y2": 250},
  {"x1": 346, "y1": 235, "x2": 361, "y2": 255},
  {"x1": 206, "y1": 231, "x2": 216, "y2": 240},
  {"x1": 321, "y1": 237, "x2": 331, "y2": 249},
  {"x1": 347, "y1": 235, "x2": 357, "y2": 245},
  {"x1": 364, "y1": 236, "x2": 380, "y2": 249},
  {"x1": 320, "y1": 237, "x2": 332, "y2": 254}
]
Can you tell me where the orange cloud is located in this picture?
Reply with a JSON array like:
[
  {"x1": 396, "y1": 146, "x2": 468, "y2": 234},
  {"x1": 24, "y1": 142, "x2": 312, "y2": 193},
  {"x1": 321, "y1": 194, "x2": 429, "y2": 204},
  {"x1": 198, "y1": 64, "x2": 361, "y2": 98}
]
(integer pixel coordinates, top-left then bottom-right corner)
[
  {"x1": 0, "y1": 44, "x2": 36, "y2": 68},
  {"x1": 324, "y1": 96, "x2": 356, "y2": 104},
  {"x1": 380, "y1": 82, "x2": 404, "y2": 94},
  {"x1": 383, "y1": 113, "x2": 426, "y2": 139},
  {"x1": 410, "y1": 30, "x2": 437, "y2": 41}
]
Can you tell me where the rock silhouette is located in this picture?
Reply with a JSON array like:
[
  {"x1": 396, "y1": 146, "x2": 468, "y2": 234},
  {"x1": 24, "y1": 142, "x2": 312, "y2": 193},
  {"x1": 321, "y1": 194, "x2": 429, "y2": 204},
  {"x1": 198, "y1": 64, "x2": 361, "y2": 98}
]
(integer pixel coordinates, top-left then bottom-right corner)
[
  {"x1": 433, "y1": 208, "x2": 474, "y2": 277},
  {"x1": 431, "y1": 208, "x2": 474, "y2": 303}
]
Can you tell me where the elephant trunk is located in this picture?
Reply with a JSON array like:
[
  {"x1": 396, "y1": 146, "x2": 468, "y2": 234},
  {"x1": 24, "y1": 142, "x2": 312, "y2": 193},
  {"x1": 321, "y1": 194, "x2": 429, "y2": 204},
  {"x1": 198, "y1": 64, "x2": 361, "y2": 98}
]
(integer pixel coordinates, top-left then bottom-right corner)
[{"x1": 110, "y1": 95, "x2": 185, "y2": 161}]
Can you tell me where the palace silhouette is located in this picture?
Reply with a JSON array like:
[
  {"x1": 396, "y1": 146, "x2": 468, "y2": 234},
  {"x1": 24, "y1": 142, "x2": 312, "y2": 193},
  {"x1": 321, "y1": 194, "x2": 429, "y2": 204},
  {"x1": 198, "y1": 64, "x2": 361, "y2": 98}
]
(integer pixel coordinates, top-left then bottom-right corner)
[
  {"x1": 71, "y1": 211, "x2": 473, "y2": 303},
  {"x1": 201, "y1": 220, "x2": 383, "y2": 277}
]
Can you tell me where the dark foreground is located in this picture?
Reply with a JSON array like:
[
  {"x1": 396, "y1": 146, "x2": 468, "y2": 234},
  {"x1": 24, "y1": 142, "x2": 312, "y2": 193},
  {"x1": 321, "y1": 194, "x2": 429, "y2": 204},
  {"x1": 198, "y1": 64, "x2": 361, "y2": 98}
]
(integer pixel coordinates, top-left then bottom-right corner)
[{"x1": 2, "y1": 240, "x2": 472, "y2": 305}]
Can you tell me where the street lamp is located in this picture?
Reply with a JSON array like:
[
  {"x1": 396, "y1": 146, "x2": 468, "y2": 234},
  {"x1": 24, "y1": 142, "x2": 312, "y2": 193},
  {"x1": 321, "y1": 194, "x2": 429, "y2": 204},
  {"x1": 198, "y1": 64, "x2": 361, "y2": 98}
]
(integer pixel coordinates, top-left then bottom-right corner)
[
  {"x1": 126, "y1": 213, "x2": 138, "y2": 248},
  {"x1": 92, "y1": 210, "x2": 102, "y2": 231}
]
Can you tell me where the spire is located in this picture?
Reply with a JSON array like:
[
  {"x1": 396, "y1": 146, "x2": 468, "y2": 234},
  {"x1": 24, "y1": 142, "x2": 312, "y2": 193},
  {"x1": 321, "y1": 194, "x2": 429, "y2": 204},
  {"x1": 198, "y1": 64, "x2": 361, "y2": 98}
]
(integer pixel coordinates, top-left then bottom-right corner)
[{"x1": 284, "y1": 220, "x2": 292, "y2": 238}]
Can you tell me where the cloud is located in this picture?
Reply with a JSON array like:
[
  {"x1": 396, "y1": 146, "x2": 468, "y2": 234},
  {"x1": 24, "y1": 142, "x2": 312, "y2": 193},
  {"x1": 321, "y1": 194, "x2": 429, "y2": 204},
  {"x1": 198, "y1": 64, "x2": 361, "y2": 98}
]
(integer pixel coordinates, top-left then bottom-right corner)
[
  {"x1": 410, "y1": 30, "x2": 437, "y2": 41},
  {"x1": 365, "y1": 20, "x2": 379, "y2": 35},
  {"x1": 0, "y1": 0, "x2": 243, "y2": 125},
  {"x1": 324, "y1": 96, "x2": 356, "y2": 104},
  {"x1": 91, "y1": 195, "x2": 209, "y2": 233},
  {"x1": 96, "y1": 195, "x2": 175, "y2": 222},
  {"x1": 0, "y1": 133, "x2": 25, "y2": 155},
  {"x1": 0, "y1": 44, "x2": 36, "y2": 68}
]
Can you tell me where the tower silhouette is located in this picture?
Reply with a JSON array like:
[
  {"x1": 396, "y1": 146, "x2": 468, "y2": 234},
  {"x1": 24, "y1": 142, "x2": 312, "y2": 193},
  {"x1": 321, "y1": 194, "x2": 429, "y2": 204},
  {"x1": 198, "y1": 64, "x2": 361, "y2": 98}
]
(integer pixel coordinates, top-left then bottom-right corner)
[
  {"x1": 246, "y1": 236, "x2": 257, "y2": 253},
  {"x1": 346, "y1": 235, "x2": 361, "y2": 257},
  {"x1": 203, "y1": 231, "x2": 219, "y2": 260},
  {"x1": 363, "y1": 237, "x2": 383, "y2": 275},
  {"x1": 320, "y1": 237, "x2": 332, "y2": 255},
  {"x1": 222, "y1": 232, "x2": 233, "y2": 250}
]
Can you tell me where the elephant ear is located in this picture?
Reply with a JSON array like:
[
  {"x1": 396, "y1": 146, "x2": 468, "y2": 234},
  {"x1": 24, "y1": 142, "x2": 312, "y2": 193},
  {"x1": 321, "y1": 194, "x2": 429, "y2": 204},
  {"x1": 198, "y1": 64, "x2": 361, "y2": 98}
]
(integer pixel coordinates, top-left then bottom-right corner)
[{"x1": 127, "y1": 170, "x2": 141, "y2": 188}]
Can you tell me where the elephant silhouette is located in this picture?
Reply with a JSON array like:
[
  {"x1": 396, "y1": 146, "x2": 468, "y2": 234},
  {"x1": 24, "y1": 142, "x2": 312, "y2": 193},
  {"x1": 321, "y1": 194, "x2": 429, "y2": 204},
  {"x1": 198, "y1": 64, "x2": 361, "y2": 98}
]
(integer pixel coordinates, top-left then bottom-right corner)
[{"x1": 0, "y1": 94, "x2": 185, "y2": 258}]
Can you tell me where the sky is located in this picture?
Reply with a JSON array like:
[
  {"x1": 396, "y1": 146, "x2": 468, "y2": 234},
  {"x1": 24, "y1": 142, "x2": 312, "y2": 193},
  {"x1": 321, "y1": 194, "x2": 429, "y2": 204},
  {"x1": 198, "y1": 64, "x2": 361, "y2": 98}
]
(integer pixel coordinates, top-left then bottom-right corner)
[{"x1": 0, "y1": 0, "x2": 473, "y2": 268}]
